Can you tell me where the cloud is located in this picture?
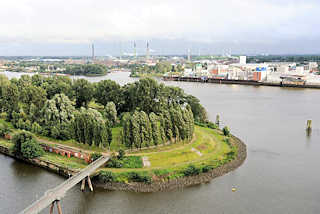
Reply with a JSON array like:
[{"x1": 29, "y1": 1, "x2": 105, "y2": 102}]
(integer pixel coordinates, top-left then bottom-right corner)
[{"x1": 0, "y1": 0, "x2": 319, "y2": 55}]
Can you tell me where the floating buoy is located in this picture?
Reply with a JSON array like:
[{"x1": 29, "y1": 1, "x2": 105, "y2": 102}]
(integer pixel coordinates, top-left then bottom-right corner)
[{"x1": 232, "y1": 187, "x2": 237, "y2": 192}]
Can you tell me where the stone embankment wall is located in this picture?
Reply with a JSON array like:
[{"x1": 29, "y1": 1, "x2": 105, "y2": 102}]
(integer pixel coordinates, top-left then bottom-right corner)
[
  {"x1": 0, "y1": 145, "x2": 77, "y2": 177},
  {"x1": 94, "y1": 135, "x2": 247, "y2": 192}
]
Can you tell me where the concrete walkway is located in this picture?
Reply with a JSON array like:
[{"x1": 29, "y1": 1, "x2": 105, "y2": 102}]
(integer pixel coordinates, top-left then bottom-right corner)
[
  {"x1": 191, "y1": 148, "x2": 203, "y2": 157},
  {"x1": 142, "y1": 156, "x2": 151, "y2": 167}
]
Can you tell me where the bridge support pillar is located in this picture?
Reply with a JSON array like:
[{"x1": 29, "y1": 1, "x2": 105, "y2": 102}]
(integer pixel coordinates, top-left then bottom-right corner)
[
  {"x1": 49, "y1": 200, "x2": 63, "y2": 214},
  {"x1": 81, "y1": 179, "x2": 85, "y2": 191},
  {"x1": 87, "y1": 176, "x2": 93, "y2": 192},
  {"x1": 80, "y1": 176, "x2": 93, "y2": 192}
]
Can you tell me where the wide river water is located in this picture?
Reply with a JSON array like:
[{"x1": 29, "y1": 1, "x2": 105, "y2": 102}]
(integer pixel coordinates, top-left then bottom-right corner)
[{"x1": 1, "y1": 71, "x2": 320, "y2": 214}]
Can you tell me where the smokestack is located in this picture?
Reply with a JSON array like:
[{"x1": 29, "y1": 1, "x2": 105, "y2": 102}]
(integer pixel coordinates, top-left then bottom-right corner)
[
  {"x1": 92, "y1": 43, "x2": 95, "y2": 61},
  {"x1": 146, "y1": 41, "x2": 150, "y2": 60},
  {"x1": 134, "y1": 41, "x2": 137, "y2": 59},
  {"x1": 187, "y1": 48, "x2": 191, "y2": 61}
]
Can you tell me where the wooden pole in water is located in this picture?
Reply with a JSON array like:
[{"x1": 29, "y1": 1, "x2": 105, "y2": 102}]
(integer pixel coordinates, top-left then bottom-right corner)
[
  {"x1": 87, "y1": 176, "x2": 94, "y2": 192},
  {"x1": 49, "y1": 202, "x2": 54, "y2": 214},
  {"x1": 307, "y1": 120, "x2": 312, "y2": 131},
  {"x1": 81, "y1": 179, "x2": 85, "y2": 191},
  {"x1": 56, "y1": 201, "x2": 63, "y2": 214}
]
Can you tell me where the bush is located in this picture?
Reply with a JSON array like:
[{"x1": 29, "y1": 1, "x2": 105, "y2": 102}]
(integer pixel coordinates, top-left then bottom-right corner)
[
  {"x1": 50, "y1": 126, "x2": 60, "y2": 139},
  {"x1": 98, "y1": 171, "x2": 114, "y2": 183},
  {"x1": 106, "y1": 156, "x2": 143, "y2": 168},
  {"x1": 194, "y1": 121, "x2": 217, "y2": 129},
  {"x1": 91, "y1": 152, "x2": 102, "y2": 162},
  {"x1": 201, "y1": 165, "x2": 214, "y2": 173},
  {"x1": 224, "y1": 137, "x2": 231, "y2": 146},
  {"x1": 0, "y1": 123, "x2": 10, "y2": 137},
  {"x1": 12, "y1": 131, "x2": 34, "y2": 155},
  {"x1": 21, "y1": 139, "x2": 45, "y2": 159},
  {"x1": 17, "y1": 119, "x2": 26, "y2": 130},
  {"x1": 226, "y1": 150, "x2": 236, "y2": 160},
  {"x1": 0, "y1": 112, "x2": 8, "y2": 120},
  {"x1": 223, "y1": 126, "x2": 230, "y2": 136},
  {"x1": 117, "y1": 149, "x2": 125, "y2": 160},
  {"x1": 31, "y1": 122, "x2": 42, "y2": 134},
  {"x1": 127, "y1": 172, "x2": 152, "y2": 184},
  {"x1": 183, "y1": 165, "x2": 201, "y2": 176},
  {"x1": 153, "y1": 169, "x2": 170, "y2": 177}
]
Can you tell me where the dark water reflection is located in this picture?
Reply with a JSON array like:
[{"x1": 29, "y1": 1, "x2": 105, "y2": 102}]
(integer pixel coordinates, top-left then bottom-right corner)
[{"x1": 1, "y1": 72, "x2": 320, "y2": 214}]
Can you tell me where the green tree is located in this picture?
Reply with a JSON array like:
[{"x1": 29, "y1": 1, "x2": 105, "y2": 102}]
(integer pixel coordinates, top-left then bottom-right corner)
[
  {"x1": 0, "y1": 123, "x2": 10, "y2": 137},
  {"x1": 40, "y1": 93, "x2": 75, "y2": 139},
  {"x1": 1, "y1": 83, "x2": 19, "y2": 117},
  {"x1": 12, "y1": 131, "x2": 34, "y2": 156},
  {"x1": 73, "y1": 108, "x2": 110, "y2": 148},
  {"x1": 31, "y1": 122, "x2": 42, "y2": 134},
  {"x1": 95, "y1": 80, "x2": 121, "y2": 106},
  {"x1": 21, "y1": 139, "x2": 44, "y2": 159},
  {"x1": 149, "y1": 112, "x2": 162, "y2": 146},
  {"x1": 223, "y1": 126, "x2": 230, "y2": 136},
  {"x1": 105, "y1": 102, "x2": 117, "y2": 127},
  {"x1": 73, "y1": 79, "x2": 94, "y2": 108}
]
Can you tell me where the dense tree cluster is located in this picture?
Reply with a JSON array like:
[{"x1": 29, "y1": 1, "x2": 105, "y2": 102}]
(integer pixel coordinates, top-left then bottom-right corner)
[
  {"x1": 72, "y1": 108, "x2": 112, "y2": 148},
  {"x1": 122, "y1": 105, "x2": 194, "y2": 149},
  {"x1": 64, "y1": 64, "x2": 108, "y2": 76},
  {"x1": 0, "y1": 73, "x2": 206, "y2": 149},
  {"x1": 130, "y1": 62, "x2": 183, "y2": 77}
]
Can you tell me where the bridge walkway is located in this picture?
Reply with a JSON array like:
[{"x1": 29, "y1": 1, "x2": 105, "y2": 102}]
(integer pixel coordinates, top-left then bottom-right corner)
[{"x1": 19, "y1": 155, "x2": 110, "y2": 214}]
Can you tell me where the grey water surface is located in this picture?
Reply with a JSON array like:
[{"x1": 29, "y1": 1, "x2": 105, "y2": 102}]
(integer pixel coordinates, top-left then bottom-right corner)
[{"x1": 1, "y1": 71, "x2": 320, "y2": 214}]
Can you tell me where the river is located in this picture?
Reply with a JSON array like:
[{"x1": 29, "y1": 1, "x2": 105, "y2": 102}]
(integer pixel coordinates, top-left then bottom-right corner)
[{"x1": 1, "y1": 71, "x2": 320, "y2": 214}]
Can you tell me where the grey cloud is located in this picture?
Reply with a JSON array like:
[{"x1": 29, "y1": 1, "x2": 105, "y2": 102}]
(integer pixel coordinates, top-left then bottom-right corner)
[{"x1": 0, "y1": 0, "x2": 319, "y2": 55}]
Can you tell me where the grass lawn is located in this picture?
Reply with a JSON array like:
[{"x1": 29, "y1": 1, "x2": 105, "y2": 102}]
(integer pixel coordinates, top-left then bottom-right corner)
[
  {"x1": 40, "y1": 152, "x2": 88, "y2": 170},
  {"x1": 135, "y1": 126, "x2": 231, "y2": 169},
  {"x1": 101, "y1": 126, "x2": 233, "y2": 174},
  {"x1": 0, "y1": 139, "x2": 13, "y2": 149},
  {"x1": 110, "y1": 127, "x2": 126, "y2": 151}
]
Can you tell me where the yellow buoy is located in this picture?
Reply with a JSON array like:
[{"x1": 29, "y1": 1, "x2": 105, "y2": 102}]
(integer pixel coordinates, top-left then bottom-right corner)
[{"x1": 232, "y1": 187, "x2": 236, "y2": 192}]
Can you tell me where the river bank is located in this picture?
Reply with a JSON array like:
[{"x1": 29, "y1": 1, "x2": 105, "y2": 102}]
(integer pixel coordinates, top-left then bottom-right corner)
[
  {"x1": 93, "y1": 135, "x2": 246, "y2": 192},
  {"x1": 0, "y1": 133, "x2": 246, "y2": 192},
  {"x1": 0, "y1": 145, "x2": 77, "y2": 177}
]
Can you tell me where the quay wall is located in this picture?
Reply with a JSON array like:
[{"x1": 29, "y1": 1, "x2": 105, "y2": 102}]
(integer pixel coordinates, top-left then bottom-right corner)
[
  {"x1": 163, "y1": 76, "x2": 320, "y2": 89},
  {"x1": 0, "y1": 145, "x2": 77, "y2": 177}
]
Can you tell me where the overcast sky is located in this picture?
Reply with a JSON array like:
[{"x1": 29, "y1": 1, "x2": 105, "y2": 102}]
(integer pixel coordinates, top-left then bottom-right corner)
[{"x1": 1, "y1": 0, "x2": 320, "y2": 56}]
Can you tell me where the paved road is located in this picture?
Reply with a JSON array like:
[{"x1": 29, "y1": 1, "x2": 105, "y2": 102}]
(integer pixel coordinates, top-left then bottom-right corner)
[{"x1": 18, "y1": 156, "x2": 110, "y2": 214}]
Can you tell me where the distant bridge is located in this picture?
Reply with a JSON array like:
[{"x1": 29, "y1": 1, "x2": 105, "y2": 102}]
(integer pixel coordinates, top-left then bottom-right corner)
[{"x1": 19, "y1": 155, "x2": 110, "y2": 214}]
